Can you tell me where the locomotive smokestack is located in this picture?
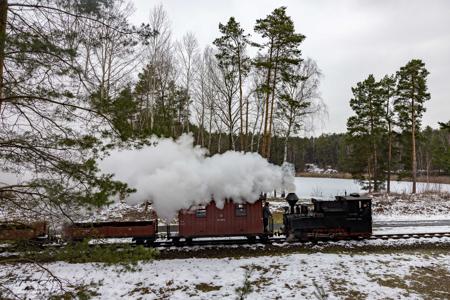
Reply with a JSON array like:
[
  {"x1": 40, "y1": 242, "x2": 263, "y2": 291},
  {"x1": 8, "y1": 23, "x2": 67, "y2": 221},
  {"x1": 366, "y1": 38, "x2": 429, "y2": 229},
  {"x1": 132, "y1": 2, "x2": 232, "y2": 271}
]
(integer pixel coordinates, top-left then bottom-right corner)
[{"x1": 285, "y1": 193, "x2": 299, "y2": 214}]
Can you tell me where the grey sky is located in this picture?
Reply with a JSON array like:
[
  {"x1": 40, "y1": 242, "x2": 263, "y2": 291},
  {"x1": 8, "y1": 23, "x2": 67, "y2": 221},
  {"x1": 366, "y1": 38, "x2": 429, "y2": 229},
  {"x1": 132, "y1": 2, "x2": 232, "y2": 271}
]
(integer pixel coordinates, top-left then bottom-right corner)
[{"x1": 131, "y1": 0, "x2": 450, "y2": 135}]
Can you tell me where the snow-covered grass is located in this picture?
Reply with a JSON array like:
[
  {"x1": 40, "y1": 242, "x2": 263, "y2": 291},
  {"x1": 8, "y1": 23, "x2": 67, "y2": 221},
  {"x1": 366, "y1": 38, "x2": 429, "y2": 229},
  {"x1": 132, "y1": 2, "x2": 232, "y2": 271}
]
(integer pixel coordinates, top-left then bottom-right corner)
[
  {"x1": 372, "y1": 192, "x2": 450, "y2": 221},
  {"x1": 2, "y1": 248, "x2": 450, "y2": 299}
]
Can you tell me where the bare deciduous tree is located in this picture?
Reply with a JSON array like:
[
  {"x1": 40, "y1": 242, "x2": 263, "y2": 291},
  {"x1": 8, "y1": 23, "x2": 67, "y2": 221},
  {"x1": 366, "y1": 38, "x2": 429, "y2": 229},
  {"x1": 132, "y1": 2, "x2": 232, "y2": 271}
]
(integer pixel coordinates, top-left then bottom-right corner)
[
  {"x1": 276, "y1": 58, "x2": 326, "y2": 163},
  {"x1": 175, "y1": 32, "x2": 199, "y2": 132}
]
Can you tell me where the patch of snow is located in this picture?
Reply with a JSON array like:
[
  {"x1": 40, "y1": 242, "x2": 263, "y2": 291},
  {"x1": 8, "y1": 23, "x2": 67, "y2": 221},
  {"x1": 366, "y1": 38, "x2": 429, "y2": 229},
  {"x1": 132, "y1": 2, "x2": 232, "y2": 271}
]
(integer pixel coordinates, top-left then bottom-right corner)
[
  {"x1": 2, "y1": 249, "x2": 450, "y2": 299},
  {"x1": 374, "y1": 226, "x2": 450, "y2": 235}
]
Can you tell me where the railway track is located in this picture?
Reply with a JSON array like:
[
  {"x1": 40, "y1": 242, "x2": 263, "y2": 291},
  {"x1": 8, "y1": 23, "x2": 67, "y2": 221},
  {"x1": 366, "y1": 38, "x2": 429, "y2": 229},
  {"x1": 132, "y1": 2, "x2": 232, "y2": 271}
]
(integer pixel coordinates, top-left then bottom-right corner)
[
  {"x1": 370, "y1": 232, "x2": 450, "y2": 240},
  {"x1": 1, "y1": 230, "x2": 450, "y2": 253},
  {"x1": 151, "y1": 231, "x2": 450, "y2": 247}
]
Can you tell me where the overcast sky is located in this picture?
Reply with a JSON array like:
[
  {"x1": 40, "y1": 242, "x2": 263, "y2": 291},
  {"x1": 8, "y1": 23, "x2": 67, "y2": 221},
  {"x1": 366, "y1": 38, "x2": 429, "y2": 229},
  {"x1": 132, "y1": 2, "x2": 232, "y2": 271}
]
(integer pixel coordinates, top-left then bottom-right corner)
[{"x1": 131, "y1": 0, "x2": 450, "y2": 135}]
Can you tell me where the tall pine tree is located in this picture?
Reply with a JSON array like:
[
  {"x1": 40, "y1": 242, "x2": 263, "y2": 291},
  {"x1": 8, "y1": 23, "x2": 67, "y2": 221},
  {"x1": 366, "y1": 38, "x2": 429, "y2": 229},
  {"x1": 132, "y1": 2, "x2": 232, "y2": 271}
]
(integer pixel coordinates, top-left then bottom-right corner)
[
  {"x1": 347, "y1": 75, "x2": 386, "y2": 192},
  {"x1": 213, "y1": 17, "x2": 251, "y2": 151},
  {"x1": 394, "y1": 59, "x2": 430, "y2": 193},
  {"x1": 254, "y1": 7, "x2": 305, "y2": 158}
]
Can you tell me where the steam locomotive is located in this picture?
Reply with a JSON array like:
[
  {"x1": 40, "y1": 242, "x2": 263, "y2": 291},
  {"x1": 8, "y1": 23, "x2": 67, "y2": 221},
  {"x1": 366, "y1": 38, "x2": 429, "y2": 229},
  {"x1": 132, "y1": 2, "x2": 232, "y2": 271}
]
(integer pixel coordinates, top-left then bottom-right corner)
[
  {"x1": 1, "y1": 193, "x2": 372, "y2": 244},
  {"x1": 283, "y1": 193, "x2": 372, "y2": 241}
]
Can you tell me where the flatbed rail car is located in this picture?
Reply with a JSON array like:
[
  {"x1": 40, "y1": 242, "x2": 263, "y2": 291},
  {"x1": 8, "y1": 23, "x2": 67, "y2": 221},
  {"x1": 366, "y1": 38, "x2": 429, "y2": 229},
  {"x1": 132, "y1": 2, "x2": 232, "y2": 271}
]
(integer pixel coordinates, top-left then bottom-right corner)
[
  {"x1": 0, "y1": 221, "x2": 48, "y2": 241},
  {"x1": 63, "y1": 219, "x2": 158, "y2": 245},
  {"x1": 176, "y1": 198, "x2": 269, "y2": 243},
  {"x1": 283, "y1": 193, "x2": 372, "y2": 241}
]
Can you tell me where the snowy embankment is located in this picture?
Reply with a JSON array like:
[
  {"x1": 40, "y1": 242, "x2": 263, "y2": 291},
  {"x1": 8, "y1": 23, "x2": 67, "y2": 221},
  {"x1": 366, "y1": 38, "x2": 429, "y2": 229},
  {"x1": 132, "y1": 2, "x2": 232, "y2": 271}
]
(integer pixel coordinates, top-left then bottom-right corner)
[
  {"x1": 2, "y1": 250, "x2": 450, "y2": 299},
  {"x1": 372, "y1": 192, "x2": 450, "y2": 221}
]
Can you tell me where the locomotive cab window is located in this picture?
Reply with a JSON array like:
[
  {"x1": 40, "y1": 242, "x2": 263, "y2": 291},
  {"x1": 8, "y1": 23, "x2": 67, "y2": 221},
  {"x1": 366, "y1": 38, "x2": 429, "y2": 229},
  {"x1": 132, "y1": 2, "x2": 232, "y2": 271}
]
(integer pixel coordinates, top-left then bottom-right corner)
[
  {"x1": 195, "y1": 206, "x2": 207, "y2": 218},
  {"x1": 235, "y1": 204, "x2": 247, "y2": 216}
]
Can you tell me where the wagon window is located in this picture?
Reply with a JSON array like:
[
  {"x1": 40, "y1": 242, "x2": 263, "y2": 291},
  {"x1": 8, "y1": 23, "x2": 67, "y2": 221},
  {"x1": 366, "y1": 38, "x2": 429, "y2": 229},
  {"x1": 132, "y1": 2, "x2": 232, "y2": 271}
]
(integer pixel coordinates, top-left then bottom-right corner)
[
  {"x1": 235, "y1": 204, "x2": 247, "y2": 217},
  {"x1": 195, "y1": 206, "x2": 207, "y2": 218}
]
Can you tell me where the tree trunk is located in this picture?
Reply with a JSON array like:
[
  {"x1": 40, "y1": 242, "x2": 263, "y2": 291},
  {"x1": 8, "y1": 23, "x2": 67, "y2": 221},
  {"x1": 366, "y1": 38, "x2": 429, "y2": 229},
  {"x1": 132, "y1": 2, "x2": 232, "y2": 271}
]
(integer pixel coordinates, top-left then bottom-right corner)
[
  {"x1": 283, "y1": 113, "x2": 293, "y2": 163},
  {"x1": 228, "y1": 94, "x2": 234, "y2": 150},
  {"x1": 208, "y1": 108, "x2": 213, "y2": 150},
  {"x1": 387, "y1": 120, "x2": 392, "y2": 194},
  {"x1": 245, "y1": 93, "x2": 249, "y2": 152},
  {"x1": 367, "y1": 157, "x2": 372, "y2": 193},
  {"x1": 0, "y1": 0, "x2": 8, "y2": 111},
  {"x1": 256, "y1": 105, "x2": 265, "y2": 153},
  {"x1": 217, "y1": 128, "x2": 222, "y2": 153},
  {"x1": 260, "y1": 39, "x2": 274, "y2": 158},
  {"x1": 238, "y1": 56, "x2": 244, "y2": 151},
  {"x1": 368, "y1": 94, "x2": 379, "y2": 192},
  {"x1": 283, "y1": 135, "x2": 289, "y2": 163},
  {"x1": 266, "y1": 48, "x2": 280, "y2": 159},
  {"x1": 412, "y1": 97, "x2": 417, "y2": 194},
  {"x1": 250, "y1": 96, "x2": 262, "y2": 152},
  {"x1": 373, "y1": 145, "x2": 378, "y2": 191}
]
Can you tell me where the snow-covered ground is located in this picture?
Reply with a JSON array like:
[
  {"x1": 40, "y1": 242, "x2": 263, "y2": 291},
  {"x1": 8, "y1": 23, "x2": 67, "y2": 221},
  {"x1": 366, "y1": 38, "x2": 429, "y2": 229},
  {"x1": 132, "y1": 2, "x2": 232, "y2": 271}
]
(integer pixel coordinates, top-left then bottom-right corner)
[
  {"x1": 294, "y1": 176, "x2": 450, "y2": 198},
  {"x1": 2, "y1": 248, "x2": 450, "y2": 299},
  {"x1": 372, "y1": 192, "x2": 450, "y2": 221},
  {"x1": 303, "y1": 163, "x2": 338, "y2": 174}
]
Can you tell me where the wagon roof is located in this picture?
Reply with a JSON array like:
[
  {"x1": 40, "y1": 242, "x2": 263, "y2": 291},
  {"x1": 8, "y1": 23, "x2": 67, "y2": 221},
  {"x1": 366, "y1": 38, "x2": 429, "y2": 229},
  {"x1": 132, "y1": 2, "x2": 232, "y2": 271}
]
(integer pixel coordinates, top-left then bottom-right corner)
[{"x1": 335, "y1": 195, "x2": 372, "y2": 201}]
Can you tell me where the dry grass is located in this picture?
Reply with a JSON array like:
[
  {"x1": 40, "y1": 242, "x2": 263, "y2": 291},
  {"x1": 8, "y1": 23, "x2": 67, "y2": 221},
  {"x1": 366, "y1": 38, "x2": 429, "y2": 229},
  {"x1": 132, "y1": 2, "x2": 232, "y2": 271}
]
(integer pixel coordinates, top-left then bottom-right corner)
[
  {"x1": 374, "y1": 266, "x2": 450, "y2": 299},
  {"x1": 194, "y1": 283, "x2": 222, "y2": 293},
  {"x1": 329, "y1": 278, "x2": 368, "y2": 300}
]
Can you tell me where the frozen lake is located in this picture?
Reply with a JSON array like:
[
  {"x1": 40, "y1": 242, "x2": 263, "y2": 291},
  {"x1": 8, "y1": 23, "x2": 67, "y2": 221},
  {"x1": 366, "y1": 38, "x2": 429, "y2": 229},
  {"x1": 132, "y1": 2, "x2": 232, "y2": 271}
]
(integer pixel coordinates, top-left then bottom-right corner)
[{"x1": 293, "y1": 176, "x2": 450, "y2": 199}]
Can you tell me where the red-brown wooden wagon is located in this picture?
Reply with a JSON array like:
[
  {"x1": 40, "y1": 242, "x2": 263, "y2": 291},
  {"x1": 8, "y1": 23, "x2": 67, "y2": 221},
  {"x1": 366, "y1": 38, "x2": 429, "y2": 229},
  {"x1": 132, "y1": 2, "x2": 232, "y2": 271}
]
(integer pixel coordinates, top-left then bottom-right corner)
[
  {"x1": 0, "y1": 221, "x2": 48, "y2": 241},
  {"x1": 63, "y1": 219, "x2": 158, "y2": 245},
  {"x1": 176, "y1": 198, "x2": 268, "y2": 243}
]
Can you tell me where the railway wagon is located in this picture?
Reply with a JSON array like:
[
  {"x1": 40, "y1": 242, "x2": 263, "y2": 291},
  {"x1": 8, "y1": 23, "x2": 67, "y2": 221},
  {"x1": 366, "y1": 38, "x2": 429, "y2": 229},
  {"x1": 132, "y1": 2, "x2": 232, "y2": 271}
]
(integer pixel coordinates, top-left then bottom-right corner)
[
  {"x1": 63, "y1": 219, "x2": 158, "y2": 245},
  {"x1": 177, "y1": 198, "x2": 267, "y2": 243},
  {"x1": 0, "y1": 221, "x2": 48, "y2": 241},
  {"x1": 283, "y1": 193, "x2": 372, "y2": 241}
]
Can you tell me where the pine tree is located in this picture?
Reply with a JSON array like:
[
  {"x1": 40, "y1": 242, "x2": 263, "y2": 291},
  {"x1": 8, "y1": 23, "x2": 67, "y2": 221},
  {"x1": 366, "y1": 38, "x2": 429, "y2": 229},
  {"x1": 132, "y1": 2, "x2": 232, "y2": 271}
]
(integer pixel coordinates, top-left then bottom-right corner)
[
  {"x1": 254, "y1": 6, "x2": 305, "y2": 158},
  {"x1": 0, "y1": 1, "x2": 151, "y2": 219},
  {"x1": 347, "y1": 75, "x2": 386, "y2": 192},
  {"x1": 213, "y1": 17, "x2": 251, "y2": 151},
  {"x1": 439, "y1": 121, "x2": 450, "y2": 131},
  {"x1": 394, "y1": 59, "x2": 430, "y2": 193}
]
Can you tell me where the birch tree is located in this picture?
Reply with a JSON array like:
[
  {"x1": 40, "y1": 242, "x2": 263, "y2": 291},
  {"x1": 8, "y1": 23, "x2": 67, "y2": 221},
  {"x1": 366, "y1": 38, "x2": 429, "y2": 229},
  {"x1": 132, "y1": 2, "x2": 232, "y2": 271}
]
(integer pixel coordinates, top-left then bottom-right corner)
[
  {"x1": 277, "y1": 58, "x2": 323, "y2": 163},
  {"x1": 175, "y1": 32, "x2": 199, "y2": 132}
]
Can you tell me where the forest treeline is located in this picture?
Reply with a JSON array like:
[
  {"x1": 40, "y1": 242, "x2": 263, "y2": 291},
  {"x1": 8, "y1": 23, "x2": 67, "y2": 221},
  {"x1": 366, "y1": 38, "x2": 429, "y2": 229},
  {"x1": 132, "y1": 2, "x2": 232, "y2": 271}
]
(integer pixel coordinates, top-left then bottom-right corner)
[
  {"x1": 1, "y1": 0, "x2": 449, "y2": 221},
  {"x1": 278, "y1": 128, "x2": 450, "y2": 178}
]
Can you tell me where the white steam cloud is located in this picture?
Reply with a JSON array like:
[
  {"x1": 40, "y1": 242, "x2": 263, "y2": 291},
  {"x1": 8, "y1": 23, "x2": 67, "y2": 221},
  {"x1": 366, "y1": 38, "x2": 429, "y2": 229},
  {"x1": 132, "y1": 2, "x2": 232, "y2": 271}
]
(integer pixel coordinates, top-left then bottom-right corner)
[{"x1": 100, "y1": 134, "x2": 295, "y2": 220}]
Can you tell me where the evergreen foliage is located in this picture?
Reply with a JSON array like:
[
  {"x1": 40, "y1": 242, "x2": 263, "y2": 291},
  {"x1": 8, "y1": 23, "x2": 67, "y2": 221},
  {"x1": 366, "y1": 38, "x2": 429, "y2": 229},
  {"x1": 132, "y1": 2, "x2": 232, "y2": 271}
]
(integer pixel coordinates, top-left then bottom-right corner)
[
  {"x1": 213, "y1": 17, "x2": 251, "y2": 151},
  {"x1": 0, "y1": 0, "x2": 151, "y2": 219},
  {"x1": 253, "y1": 6, "x2": 305, "y2": 158},
  {"x1": 346, "y1": 75, "x2": 387, "y2": 191}
]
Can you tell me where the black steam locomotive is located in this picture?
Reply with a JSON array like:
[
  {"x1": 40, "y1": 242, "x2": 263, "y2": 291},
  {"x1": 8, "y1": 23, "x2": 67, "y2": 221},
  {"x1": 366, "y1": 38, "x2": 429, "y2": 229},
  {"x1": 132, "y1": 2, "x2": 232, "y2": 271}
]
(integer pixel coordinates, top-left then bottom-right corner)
[{"x1": 282, "y1": 193, "x2": 372, "y2": 241}]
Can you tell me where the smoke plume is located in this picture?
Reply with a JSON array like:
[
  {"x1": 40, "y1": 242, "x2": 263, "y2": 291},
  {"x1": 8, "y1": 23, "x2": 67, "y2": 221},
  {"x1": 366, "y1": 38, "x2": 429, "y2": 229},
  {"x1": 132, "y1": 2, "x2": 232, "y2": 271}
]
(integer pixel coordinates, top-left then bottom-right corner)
[{"x1": 100, "y1": 134, "x2": 295, "y2": 220}]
